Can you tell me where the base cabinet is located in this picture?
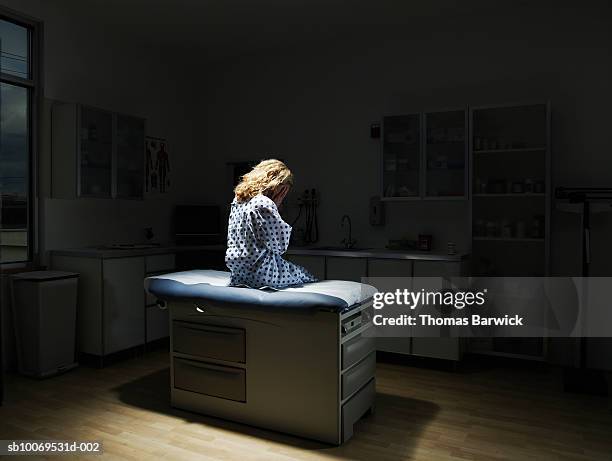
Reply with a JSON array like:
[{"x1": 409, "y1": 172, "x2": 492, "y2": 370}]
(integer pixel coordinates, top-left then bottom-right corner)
[
  {"x1": 412, "y1": 338, "x2": 462, "y2": 361},
  {"x1": 52, "y1": 252, "x2": 175, "y2": 361},
  {"x1": 285, "y1": 254, "x2": 326, "y2": 281},
  {"x1": 146, "y1": 306, "x2": 169, "y2": 343},
  {"x1": 326, "y1": 257, "x2": 367, "y2": 282},
  {"x1": 103, "y1": 258, "x2": 146, "y2": 354}
]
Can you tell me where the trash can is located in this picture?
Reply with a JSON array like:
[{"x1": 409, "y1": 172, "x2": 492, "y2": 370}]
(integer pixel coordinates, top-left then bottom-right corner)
[{"x1": 10, "y1": 271, "x2": 79, "y2": 378}]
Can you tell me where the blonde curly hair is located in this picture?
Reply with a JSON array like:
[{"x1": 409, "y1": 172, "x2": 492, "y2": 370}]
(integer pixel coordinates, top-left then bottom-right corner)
[{"x1": 234, "y1": 159, "x2": 294, "y2": 203}]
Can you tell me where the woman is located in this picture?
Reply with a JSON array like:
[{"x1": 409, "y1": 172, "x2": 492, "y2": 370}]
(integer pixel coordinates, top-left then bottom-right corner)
[{"x1": 225, "y1": 159, "x2": 317, "y2": 289}]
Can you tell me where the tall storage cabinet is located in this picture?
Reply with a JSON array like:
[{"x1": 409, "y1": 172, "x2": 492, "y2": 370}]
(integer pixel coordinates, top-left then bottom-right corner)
[
  {"x1": 469, "y1": 102, "x2": 551, "y2": 360},
  {"x1": 470, "y1": 102, "x2": 550, "y2": 276},
  {"x1": 51, "y1": 103, "x2": 145, "y2": 199}
]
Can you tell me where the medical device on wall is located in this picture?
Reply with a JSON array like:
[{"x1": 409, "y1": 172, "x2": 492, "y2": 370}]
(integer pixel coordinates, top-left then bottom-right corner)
[
  {"x1": 369, "y1": 196, "x2": 385, "y2": 226},
  {"x1": 292, "y1": 188, "x2": 319, "y2": 244}
]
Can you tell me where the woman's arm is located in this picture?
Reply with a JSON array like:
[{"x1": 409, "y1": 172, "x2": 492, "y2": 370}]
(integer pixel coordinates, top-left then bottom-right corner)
[{"x1": 251, "y1": 204, "x2": 292, "y2": 254}]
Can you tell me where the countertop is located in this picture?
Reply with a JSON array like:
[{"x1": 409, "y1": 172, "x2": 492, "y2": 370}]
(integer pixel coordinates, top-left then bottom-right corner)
[
  {"x1": 50, "y1": 244, "x2": 217, "y2": 259},
  {"x1": 50, "y1": 244, "x2": 468, "y2": 262}
]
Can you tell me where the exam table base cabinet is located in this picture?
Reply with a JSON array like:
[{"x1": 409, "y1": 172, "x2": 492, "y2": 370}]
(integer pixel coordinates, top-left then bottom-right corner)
[{"x1": 169, "y1": 302, "x2": 375, "y2": 445}]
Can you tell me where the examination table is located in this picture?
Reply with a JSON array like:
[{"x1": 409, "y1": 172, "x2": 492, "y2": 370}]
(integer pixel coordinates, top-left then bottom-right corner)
[{"x1": 145, "y1": 270, "x2": 377, "y2": 445}]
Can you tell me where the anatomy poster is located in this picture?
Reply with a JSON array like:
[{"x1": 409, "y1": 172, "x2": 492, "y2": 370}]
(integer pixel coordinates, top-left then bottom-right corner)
[{"x1": 145, "y1": 137, "x2": 171, "y2": 196}]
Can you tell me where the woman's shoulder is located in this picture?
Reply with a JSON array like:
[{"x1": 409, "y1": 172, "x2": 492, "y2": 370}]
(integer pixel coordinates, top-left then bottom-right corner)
[{"x1": 249, "y1": 194, "x2": 277, "y2": 210}]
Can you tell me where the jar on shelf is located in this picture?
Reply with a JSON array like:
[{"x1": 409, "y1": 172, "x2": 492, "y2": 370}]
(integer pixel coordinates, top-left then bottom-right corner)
[
  {"x1": 534, "y1": 180, "x2": 545, "y2": 194},
  {"x1": 474, "y1": 219, "x2": 485, "y2": 236},
  {"x1": 501, "y1": 220, "x2": 513, "y2": 238},
  {"x1": 511, "y1": 180, "x2": 525, "y2": 194},
  {"x1": 486, "y1": 220, "x2": 499, "y2": 237},
  {"x1": 516, "y1": 221, "x2": 526, "y2": 238}
]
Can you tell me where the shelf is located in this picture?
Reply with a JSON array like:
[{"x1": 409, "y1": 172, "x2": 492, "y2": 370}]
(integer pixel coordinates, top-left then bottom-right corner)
[
  {"x1": 473, "y1": 147, "x2": 546, "y2": 154},
  {"x1": 426, "y1": 141, "x2": 465, "y2": 146},
  {"x1": 473, "y1": 237, "x2": 545, "y2": 242},
  {"x1": 381, "y1": 196, "x2": 422, "y2": 201},
  {"x1": 426, "y1": 167, "x2": 465, "y2": 171},
  {"x1": 473, "y1": 193, "x2": 545, "y2": 197},
  {"x1": 423, "y1": 196, "x2": 466, "y2": 201}
]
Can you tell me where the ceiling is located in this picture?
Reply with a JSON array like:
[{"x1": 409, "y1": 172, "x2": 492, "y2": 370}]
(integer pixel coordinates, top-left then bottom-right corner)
[
  {"x1": 46, "y1": 0, "x2": 606, "y2": 59},
  {"x1": 47, "y1": 0, "x2": 490, "y2": 57}
]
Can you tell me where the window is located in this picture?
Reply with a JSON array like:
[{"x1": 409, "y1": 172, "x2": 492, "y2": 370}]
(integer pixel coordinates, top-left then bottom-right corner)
[{"x1": 0, "y1": 13, "x2": 40, "y2": 264}]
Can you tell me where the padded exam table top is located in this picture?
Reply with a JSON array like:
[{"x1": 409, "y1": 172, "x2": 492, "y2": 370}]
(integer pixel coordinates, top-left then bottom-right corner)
[{"x1": 145, "y1": 270, "x2": 377, "y2": 313}]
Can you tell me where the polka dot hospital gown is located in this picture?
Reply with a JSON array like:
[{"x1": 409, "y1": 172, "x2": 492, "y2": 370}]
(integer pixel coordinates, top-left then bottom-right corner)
[{"x1": 225, "y1": 194, "x2": 317, "y2": 289}]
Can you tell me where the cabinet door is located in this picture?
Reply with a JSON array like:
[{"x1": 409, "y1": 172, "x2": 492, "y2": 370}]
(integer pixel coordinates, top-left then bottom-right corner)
[
  {"x1": 382, "y1": 114, "x2": 421, "y2": 198},
  {"x1": 368, "y1": 259, "x2": 414, "y2": 355},
  {"x1": 79, "y1": 106, "x2": 113, "y2": 197},
  {"x1": 285, "y1": 255, "x2": 325, "y2": 280},
  {"x1": 146, "y1": 306, "x2": 169, "y2": 343},
  {"x1": 103, "y1": 257, "x2": 145, "y2": 354},
  {"x1": 367, "y1": 258, "x2": 413, "y2": 278},
  {"x1": 116, "y1": 114, "x2": 145, "y2": 198},
  {"x1": 424, "y1": 109, "x2": 467, "y2": 199},
  {"x1": 412, "y1": 261, "x2": 463, "y2": 361},
  {"x1": 325, "y1": 257, "x2": 367, "y2": 282}
]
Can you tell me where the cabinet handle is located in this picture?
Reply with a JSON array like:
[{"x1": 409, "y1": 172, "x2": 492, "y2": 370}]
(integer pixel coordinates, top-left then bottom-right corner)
[{"x1": 177, "y1": 359, "x2": 243, "y2": 375}]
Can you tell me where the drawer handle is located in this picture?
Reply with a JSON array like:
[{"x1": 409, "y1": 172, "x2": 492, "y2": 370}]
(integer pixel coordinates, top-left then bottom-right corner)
[
  {"x1": 181, "y1": 326, "x2": 241, "y2": 336},
  {"x1": 175, "y1": 322, "x2": 243, "y2": 336},
  {"x1": 178, "y1": 359, "x2": 243, "y2": 375}
]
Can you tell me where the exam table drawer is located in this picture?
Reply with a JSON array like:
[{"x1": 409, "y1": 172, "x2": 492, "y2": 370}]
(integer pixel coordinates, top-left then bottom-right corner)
[
  {"x1": 174, "y1": 358, "x2": 246, "y2": 402},
  {"x1": 173, "y1": 321, "x2": 245, "y2": 363},
  {"x1": 342, "y1": 335, "x2": 376, "y2": 370},
  {"x1": 341, "y1": 377, "x2": 375, "y2": 442},
  {"x1": 342, "y1": 352, "x2": 376, "y2": 400}
]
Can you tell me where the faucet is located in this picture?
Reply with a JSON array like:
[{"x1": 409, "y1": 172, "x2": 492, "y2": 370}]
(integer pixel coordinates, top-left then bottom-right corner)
[{"x1": 341, "y1": 215, "x2": 357, "y2": 249}]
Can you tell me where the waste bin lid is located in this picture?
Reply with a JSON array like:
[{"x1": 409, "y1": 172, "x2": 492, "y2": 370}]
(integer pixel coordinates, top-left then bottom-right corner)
[{"x1": 12, "y1": 270, "x2": 79, "y2": 281}]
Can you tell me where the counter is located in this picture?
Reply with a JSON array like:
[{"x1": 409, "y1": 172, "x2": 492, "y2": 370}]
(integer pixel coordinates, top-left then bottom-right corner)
[
  {"x1": 287, "y1": 246, "x2": 468, "y2": 262},
  {"x1": 50, "y1": 244, "x2": 209, "y2": 259},
  {"x1": 50, "y1": 244, "x2": 468, "y2": 262}
]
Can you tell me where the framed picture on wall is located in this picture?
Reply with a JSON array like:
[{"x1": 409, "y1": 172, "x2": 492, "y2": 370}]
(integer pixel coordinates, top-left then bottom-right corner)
[{"x1": 145, "y1": 136, "x2": 170, "y2": 196}]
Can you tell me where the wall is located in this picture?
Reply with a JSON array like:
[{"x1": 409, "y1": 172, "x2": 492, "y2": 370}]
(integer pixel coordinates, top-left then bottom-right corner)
[{"x1": 197, "y1": 3, "x2": 612, "y2": 274}]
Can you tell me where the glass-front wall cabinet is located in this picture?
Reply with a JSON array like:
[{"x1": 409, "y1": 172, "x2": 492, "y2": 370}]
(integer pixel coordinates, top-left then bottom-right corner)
[
  {"x1": 79, "y1": 107, "x2": 113, "y2": 197},
  {"x1": 382, "y1": 114, "x2": 421, "y2": 198},
  {"x1": 424, "y1": 110, "x2": 467, "y2": 198},
  {"x1": 382, "y1": 109, "x2": 467, "y2": 200},
  {"x1": 76, "y1": 106, "x2": 145, "y2": 199},
  {"x1": 116, "y1": 115, "x2": 145, "y2": 198}
]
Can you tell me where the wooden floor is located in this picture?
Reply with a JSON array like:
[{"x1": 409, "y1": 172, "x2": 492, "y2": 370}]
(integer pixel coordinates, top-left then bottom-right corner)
[{"x1": 1, "y1": 350, "x2": 611, "y2": 461}]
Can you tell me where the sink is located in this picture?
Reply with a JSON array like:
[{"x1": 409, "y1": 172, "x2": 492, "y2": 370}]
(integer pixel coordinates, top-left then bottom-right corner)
[{"x1": 311, "y1": 246, "x2": 371, "y2": 251}]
